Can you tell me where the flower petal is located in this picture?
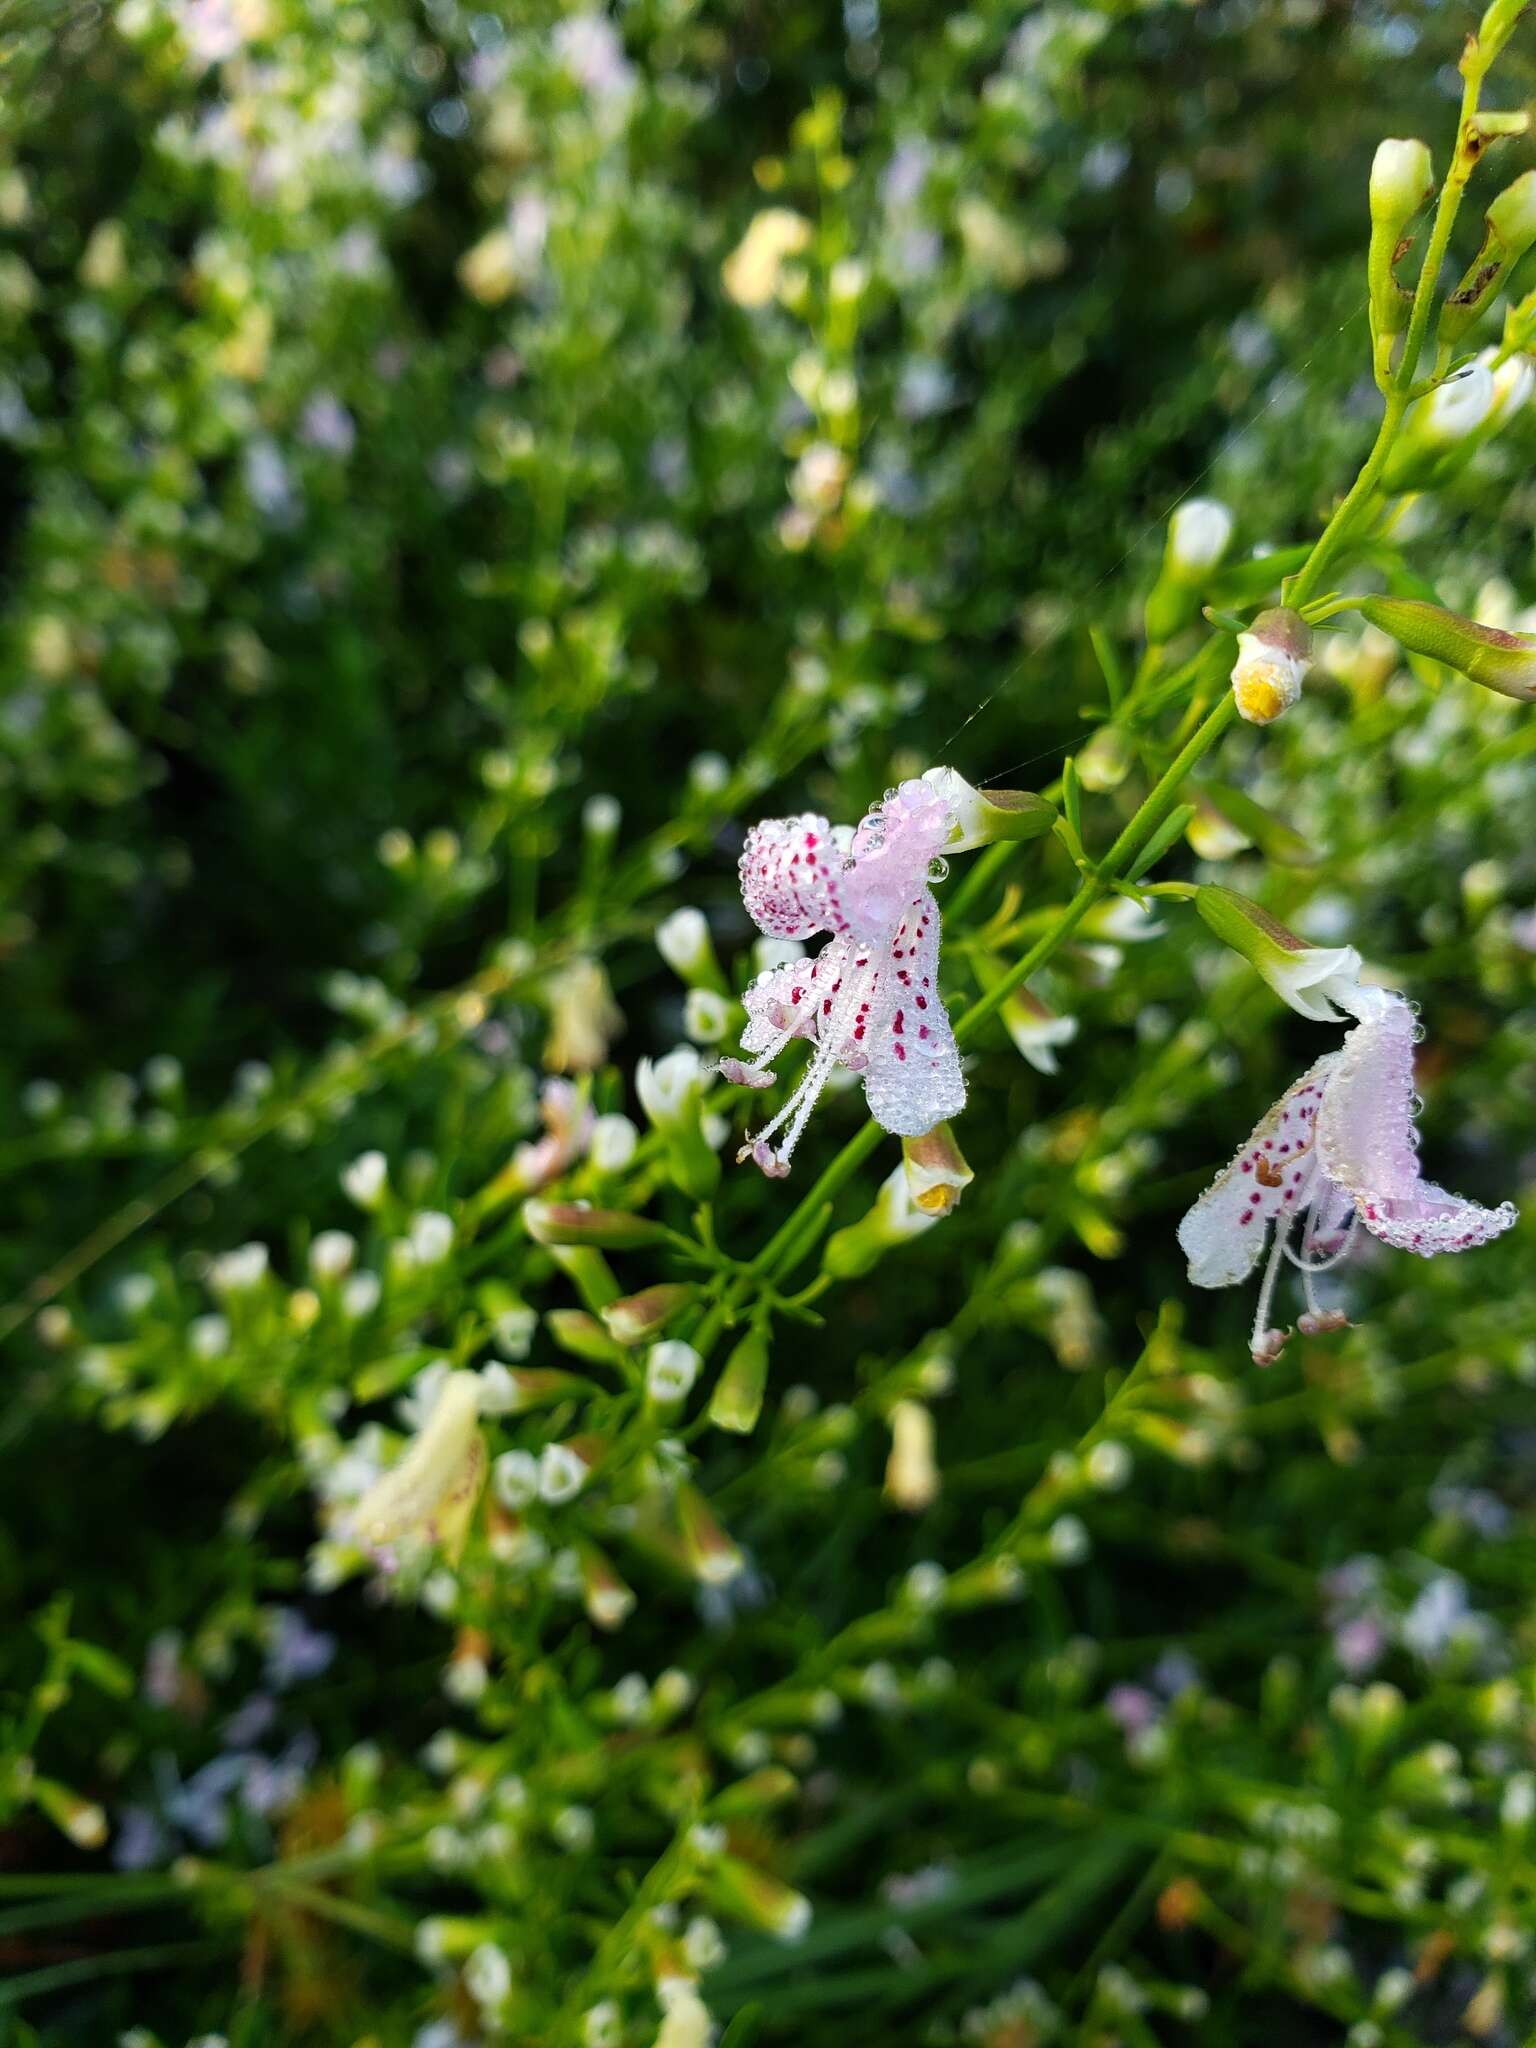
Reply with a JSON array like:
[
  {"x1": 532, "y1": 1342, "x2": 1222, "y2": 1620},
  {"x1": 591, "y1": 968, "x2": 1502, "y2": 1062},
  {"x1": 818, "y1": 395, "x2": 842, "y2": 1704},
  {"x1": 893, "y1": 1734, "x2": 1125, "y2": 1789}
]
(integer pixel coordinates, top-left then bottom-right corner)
[
  {"x1": 841, "y1": 780, "x2": 952, "y2": 940},
  {"x1": 1314, "y1": 991, "x2": 1422, "y2": 1197},
  {"x1": 738, "y1": 814, "x2": 851, "y2": 941},
  {"x1": 1316, "y1": 990, "x2": 1517, "y2": 1256},
  {"x1": 862, "y1": 892, "x2": 966, "y2": 1137},
  {"x1": 1177, "y1": 1055, "x2": 1335, "y2": 1287},
  {"x1": 1352, "y1": 1181, "x2": 1518, "y2": 1256},
  {"x1": 741, "y1": 938, "x2": 849, "y2": 1054}
]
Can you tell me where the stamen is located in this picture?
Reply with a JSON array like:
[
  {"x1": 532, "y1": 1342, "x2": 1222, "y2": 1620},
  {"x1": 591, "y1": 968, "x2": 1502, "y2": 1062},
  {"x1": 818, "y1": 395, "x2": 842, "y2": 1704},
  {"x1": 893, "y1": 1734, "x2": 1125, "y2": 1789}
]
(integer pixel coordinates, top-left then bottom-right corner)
[
  {"x1": 1249, "y1": 1213, "x2": 1293, "y2": 1366},
  {"x1": 740, "y1": 965, "x2": 873, "y2": 1173}
]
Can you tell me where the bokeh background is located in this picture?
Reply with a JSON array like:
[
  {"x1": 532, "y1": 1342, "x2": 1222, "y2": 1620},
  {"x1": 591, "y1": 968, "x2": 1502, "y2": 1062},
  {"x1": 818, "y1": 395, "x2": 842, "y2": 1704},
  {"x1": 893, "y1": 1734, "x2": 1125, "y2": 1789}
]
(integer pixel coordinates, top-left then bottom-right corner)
[{"x1": 3, "y1": 1, "x2": 1536, "y2": 2043}]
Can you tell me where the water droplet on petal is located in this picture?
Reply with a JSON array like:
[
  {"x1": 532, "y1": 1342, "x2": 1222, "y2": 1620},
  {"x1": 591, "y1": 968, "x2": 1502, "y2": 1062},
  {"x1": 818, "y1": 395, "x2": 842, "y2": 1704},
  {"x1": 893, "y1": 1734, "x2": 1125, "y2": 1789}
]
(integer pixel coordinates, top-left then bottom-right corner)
[{"x1": 927, "y1": 856, "x2": 950, "y2": 884}]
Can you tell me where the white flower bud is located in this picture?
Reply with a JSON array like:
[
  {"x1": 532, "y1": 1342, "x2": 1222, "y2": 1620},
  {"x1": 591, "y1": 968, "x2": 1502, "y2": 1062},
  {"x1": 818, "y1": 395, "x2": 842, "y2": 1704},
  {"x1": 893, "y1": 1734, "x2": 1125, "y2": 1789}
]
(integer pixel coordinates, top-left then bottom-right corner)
[
  {"x1": 308, "y1": 1229, "x2": 356, "y2": 1280},
  {"x1": 635, "y1": 1045, "x2": 705, "y2": 1128},
  {"x1": 656, "y1": 906, "x2": 712, "y2": 979},
  {"x1": 464, "y1": 1942, "x2": 513, "y2": 2010},
  {"x1": 1420, "y1": 362, "x2": 1495, "y2": 443},
  {"x1": 684, "y1": 988, "x2": 733, "y2": 1043},
  {"x1": 493, "y1": 1449, "x2": 541, "y2": 1509},
  {"x1": 1369, "y1": 138, "x2": 1434, "y2": 235},
  {"x1": 209, "y1": 1242, "x2": 269, "y2": 1294},
  {"x1": 1168, "y1": 497, "x2": 1234, "y2": 574},
  {"x1": 538, "y1": 1442, "x2": 589, "y2": 1504},
  {"x1": 342, "y1": 1149, "x2": 388, "y2": 1210},
  {"x1": 646, "y1": 1340, "x2": 702, "y2": 1404},
  {"x1": 589, "y1": 1112, "x2": 639, "y2": 1171}
]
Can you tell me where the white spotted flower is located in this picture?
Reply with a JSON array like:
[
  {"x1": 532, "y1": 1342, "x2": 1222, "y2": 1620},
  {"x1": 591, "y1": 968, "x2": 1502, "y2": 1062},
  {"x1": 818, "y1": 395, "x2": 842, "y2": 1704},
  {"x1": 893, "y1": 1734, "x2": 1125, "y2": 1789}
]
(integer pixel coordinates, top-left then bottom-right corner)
[
  {"x1": 722, "y1": 779, "x2": 966, "y2": 1176},
  {"x1": 1179, "y1": 989, "x2": 1515, "y2": 1365}
]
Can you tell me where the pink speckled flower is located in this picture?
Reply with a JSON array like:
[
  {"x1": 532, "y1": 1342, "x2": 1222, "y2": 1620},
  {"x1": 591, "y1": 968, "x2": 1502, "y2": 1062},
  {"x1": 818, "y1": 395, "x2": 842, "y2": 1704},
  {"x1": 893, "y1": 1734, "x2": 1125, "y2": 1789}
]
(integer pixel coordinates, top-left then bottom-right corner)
[
  {"x1": 1179, "y1": 987, "x2": 1515, "y2": 1363},
  {"x1": 721, "y1": 779, "x2": 965, "y2": 1176}
]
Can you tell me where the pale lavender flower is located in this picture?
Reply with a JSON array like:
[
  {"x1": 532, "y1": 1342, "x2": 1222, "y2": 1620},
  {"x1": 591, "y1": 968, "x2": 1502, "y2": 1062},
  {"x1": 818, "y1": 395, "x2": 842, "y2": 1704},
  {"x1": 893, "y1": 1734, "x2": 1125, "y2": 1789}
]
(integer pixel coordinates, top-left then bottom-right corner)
[
  {"x1": 113, "y1": 1805, "x2": 168, "y2": 1871},
  {"x1": 552, "y1": 14, "x2": 635, "y2": 104},
  {"x1": 1179, "y1": 989, "x2": 1515, "y2": 1363},
  {"x1": 264, "y1": 1607, "x2": 336, "y2": 1688},
  {"x1": 1105, "y1": 1683, "x2": 1161, "y2": 1734},
  {"x1": 300, "y1": 393, "x2": 356, "y2": 458},
  {"x1": 723, "y1": 779, "x2": 965, "y2": 1176},
  {"x1": 243, "y1": 439, "x2": 299, "y2": 525}
]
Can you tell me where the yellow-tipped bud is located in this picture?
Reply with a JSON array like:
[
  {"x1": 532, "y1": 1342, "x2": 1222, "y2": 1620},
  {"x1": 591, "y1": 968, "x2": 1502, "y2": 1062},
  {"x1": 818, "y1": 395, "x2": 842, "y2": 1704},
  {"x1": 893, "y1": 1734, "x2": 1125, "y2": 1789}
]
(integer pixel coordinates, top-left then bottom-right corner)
[
  {"x1": 1230, "y1": 608, "x2": 1311, "y2": 726},
  {"x1": 901, "y1": 1122, "x2": 974, "y2": 1217}
]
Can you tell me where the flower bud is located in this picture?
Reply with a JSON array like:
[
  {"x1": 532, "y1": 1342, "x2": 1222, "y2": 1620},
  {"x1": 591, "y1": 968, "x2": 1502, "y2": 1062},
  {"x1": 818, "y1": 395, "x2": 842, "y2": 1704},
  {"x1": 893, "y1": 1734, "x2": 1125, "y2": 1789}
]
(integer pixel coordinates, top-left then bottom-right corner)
[
  {"x1": 1145, "y1": 499, "x2": 1234, "y2": 642},
  {"x1": 522, "y1": 1200, "x2": 669, "y2": 1250},
  {"x1": 635, "y1": 1047, "x2": 720, "y2": 1202},
  {"x1": 1370, "y1": 138, "x2": 1434, "y2": 238},
  {"x1": 822, "y1": 1163, "x2": 935, "y2": 1278},
  {"x1": 708, "y1": 1326, "x2": 771, "y2": 1434},
  {"x1": 708, "y1": 1856, "x2": 811, "y2": 1941},
  {"x1": 1229, "y1": 608, "x2": 1311, "y2": 726},
  {"x1": 1476, "y1": 0, "x2": 1532, "y2": 69},
  {"x1": 884, "y1": 1398, "x2": 939, "y2": 1512},
  {"x1": 998, "y1": 983, "x2": 1077, "y2": 1075},
  {"x1": 676, "y1": 1483, "x2": 742, "y2": 1585},
  {"x1": 480, "y1": 1365, "x2": 592, "y2": 1412},
  {"x1": 920, "y1": 766, "x2": 1055, "y2": 853},
  {"x1": 1440, "y1": 171, "x2": 1536, "y2": 347},
  {"x1": 645, "y1": 1339, "x2": 702, "y2": 1414},
  {"x1": 1489, "y1": 168, "x2": 1536, "y2": 259},
  {"x1": 545, "y1": 1309, "x2": 629, "y2": 1369},
  {"x1": 708, "y1": 1767, "x2": 799, "y2": 1820},
  {"x1": 1356, "y1": 595, "x2": 1536, "y2": 703},
  {"x1": 1483, "y1": 345, "x2": 1534, "y2": 428},
  {"x1": 1368, "y1": 141, "x2": 1433, "y2": 366},
  {"x1": 901, "y1": 1123, "x2": 974, "y2": 1217},
  {"x1": 1382, "y1": 364, "x2": 1496, "y2": 490},
  {"x1": 578, "y1": 1541, "x2": 636, "y2": 1631},
  {"x1": 1194, "y1": 886, "x2": 1364, "y2": 1022},
  {"x1": 655, "y1": 907, "x2": 726, "y2": 992},
  {"x1": 600, "y1": 1284, "x2": 693, "y2": 1347},
  {"x1": 1076, "y1": 722, "x2": 1135, "y2": 794}
]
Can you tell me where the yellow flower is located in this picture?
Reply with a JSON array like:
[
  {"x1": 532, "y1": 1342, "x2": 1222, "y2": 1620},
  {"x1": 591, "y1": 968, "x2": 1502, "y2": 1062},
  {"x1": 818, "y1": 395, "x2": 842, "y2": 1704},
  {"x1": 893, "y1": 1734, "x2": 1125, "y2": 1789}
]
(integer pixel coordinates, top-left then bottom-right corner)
[
  {"x1": 347, "y1": 1373, "x2": 486, "y2": 1563},
  {"x1": 722, "y1": 208, "x2": 812, "y2": 309}
]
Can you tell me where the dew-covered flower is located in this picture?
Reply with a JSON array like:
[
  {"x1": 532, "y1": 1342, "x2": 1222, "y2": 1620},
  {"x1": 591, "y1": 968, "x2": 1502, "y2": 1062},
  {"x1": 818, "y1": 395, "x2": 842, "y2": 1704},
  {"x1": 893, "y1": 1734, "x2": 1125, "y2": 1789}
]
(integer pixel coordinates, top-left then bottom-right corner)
[
  {"x1": 1179, "y1": 989, "x2": 1515, "y2": 1363},
  {"x1": 722, "y1": 778, "x2": 965, "y2": 1176}
]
